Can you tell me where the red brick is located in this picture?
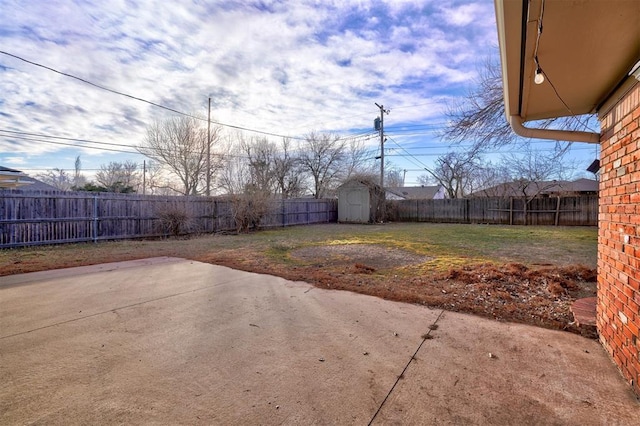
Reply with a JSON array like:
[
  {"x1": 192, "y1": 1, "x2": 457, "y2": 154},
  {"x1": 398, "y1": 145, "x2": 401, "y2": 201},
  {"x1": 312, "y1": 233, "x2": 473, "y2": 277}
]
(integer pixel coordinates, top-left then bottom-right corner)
[{"x1": 599, "y1": 90, "x2": 640, "y2": 397}]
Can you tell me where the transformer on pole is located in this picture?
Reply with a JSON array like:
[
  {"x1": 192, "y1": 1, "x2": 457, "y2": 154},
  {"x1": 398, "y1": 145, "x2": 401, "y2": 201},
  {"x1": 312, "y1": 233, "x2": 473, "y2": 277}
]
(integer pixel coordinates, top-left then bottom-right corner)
[{"x1": 374, "y1": 103, "x2": 389, "y2": 187}]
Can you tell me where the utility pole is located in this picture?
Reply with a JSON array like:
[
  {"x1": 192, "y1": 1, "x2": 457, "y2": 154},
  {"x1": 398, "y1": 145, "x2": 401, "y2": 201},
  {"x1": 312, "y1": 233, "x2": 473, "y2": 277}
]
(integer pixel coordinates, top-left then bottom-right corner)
[
  {"x1": 206, "y1": 97, "x2": 211, "y2": 196},
  {"x1": 375, "y1": 103, "x2": 389, "y2": 187},
  {"x1": 143, "y1": 160, "x2": 146, "y2": 195}
]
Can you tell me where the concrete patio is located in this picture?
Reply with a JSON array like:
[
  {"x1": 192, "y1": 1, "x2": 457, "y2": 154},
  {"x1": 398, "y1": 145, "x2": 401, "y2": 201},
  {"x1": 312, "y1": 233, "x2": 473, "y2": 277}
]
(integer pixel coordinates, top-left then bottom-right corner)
[{"x1": 1, "y1": 257, "x2": 637, "y2": 424}]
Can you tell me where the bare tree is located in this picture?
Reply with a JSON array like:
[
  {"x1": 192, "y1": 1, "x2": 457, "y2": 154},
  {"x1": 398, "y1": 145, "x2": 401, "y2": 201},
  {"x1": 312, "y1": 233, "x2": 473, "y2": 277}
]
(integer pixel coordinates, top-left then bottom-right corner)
[
  {"x1": 503, "y1": 146, "x2": 577, "y2": 197},
  {"x1": 36, "y1": 168, "x2": 73, "y2": 191},
  {"x1": 95, "y1": 161, "x2": 140, "y2": 193},
  {"x1": 297, "y1": 132, "x2": 350, "y2": 198},
  {"x1": 218, "y1": 148, "x2": 252, "y2": 195},
  {"x1": 442, "y1": 56, "x2": 595, "y2": 151},
  {"x1": 499, "y1": 147, "x2": 577, "y2": 220},
  {"x1": 273, "y1": 138, "x2": 304, "y2": 198},
  {"x1": 418, "y1": 149, "x2": 482, "y2": 198},
  {"x1": 217, "y1": 141, "x2": 275, "y2": 233},
  {"x1": 73, "y1": 155, "x2": 87, "y2": 188},
  {"x1": 385, "y1": 164, "x2": 405, "y2": 187},
  {"x1": 343, "y1": 137, "x2": 376, "y2": 178},
  {"x1": 241, "y1": 136, "x2": 278, "y2": 194},
  {"x1": 143, "y1": 161, "x2": 180, "y2": 195},
  {"x1": 466, "y1": 161, "x2": 511, "y2": 197},
  {"x1": 138, "y1": 116, "x2": 221, "y2": 195}
]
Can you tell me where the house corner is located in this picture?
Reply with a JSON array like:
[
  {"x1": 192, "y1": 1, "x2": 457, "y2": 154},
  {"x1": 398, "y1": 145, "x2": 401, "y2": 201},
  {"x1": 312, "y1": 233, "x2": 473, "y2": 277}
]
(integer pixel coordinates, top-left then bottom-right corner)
[{"x1": 597, "y1": 82, "x2": 640, "y2": 396}]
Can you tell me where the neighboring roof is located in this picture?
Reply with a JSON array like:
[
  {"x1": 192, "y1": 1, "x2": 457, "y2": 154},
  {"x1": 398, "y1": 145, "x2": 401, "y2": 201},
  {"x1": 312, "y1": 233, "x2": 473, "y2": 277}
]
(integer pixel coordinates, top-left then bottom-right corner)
[
  {"x1": 495, "y1": 0, "x2": 640, "y2": 122},
  {"x1": 386, "y1": 186, "x2": 442, "y2": 200},
  {"x1": 0, "y1": 166, "x2": 58, "y2": 190},
  {"x1": 560, "y1": 178, "x2": 599, "y2": 193},
  {"x1": 0, "y1": 166, "x2": 22, "y2": 173},
  {"x1": 0, "y1": 167, "x2": 32, "y2": 189},
  {"x1": 471, "y1": 178, "x2": 598, "y2": 198}
]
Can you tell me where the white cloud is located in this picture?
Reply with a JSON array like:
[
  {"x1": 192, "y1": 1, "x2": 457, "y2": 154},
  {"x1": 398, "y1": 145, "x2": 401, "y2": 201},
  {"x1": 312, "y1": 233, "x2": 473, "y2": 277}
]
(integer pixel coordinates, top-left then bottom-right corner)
[
  {"x1": 0, "y1": 0, "x2": 502, "y2": 174},
  {"x1": 3, "y1": 156, "x2": 27, "y2": 165},
  {"x1": 439, "y1": 3, "x2": 486, "y2": 27}
]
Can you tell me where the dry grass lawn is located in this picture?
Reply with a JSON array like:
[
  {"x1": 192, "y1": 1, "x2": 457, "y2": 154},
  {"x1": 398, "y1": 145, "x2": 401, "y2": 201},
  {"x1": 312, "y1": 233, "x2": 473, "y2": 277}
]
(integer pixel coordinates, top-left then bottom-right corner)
[{"x1": 0, "y1": 223, "x2": 598, "y2": 335}]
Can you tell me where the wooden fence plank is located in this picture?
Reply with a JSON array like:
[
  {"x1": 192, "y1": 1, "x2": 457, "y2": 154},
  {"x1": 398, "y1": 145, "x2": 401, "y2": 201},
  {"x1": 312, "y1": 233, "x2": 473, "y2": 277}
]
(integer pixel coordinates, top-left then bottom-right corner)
[
  {"x1": 387, "y1": 196, "x2": 597, "y2": 226},
  {"x1": 0, "y1": 190, "x2": 595, "y2": 248},
  {"x1": 0, "y1": 190, "x2": 338, "y2": 248}
]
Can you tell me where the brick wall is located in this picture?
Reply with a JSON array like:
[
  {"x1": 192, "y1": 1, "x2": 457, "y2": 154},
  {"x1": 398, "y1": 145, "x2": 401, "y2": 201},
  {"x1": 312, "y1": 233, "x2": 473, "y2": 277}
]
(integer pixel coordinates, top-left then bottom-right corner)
[{"x1": 597, "y1": 81, "x2": 640, "y2": 396}]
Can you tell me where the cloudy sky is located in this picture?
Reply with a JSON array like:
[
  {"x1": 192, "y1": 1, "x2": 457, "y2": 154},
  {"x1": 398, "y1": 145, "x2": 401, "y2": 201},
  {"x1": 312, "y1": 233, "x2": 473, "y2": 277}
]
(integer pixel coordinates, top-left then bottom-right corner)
[{"x1": 0, "y1": 0, "x2": 597, "y2": 185}]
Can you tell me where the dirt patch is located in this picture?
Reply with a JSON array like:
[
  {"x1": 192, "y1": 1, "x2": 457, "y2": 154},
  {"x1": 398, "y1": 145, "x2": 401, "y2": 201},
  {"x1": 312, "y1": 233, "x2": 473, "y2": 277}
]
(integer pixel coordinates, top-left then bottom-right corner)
[
  {"x1": 429, "y1": 263, "x2": 597, "y2": 336},
  {"x1": 0, "y1": 225, "x2": 598, "y2": 336},
  {"x1": 199, "y1": 248, "x2": 596, "y2": 337},
  {"x1": 291, "y1": 244, "x2": 430, "y2": 270}
]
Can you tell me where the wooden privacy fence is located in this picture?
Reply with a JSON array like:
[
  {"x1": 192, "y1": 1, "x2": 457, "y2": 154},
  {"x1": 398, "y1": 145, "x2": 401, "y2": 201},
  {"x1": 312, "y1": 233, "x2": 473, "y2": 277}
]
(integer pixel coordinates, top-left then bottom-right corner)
[
  {"x1": 387, "y1": 195, "x2": 598, "y2": 226},
  {"x1": 0, "y1": 190, "x2": 337, "y2": 248}
]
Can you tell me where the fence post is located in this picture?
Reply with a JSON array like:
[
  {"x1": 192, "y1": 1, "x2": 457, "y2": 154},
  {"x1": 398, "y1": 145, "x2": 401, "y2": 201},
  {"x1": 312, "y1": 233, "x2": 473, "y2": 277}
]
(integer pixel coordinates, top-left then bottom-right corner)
[
  {"x1": 282, "y1": 198, "x2": 286, "y2": 227},
  {"x1": 93, "y1": 195, "x2": 98, "y2": 243},
  {"x1": 509, "y1": 198, "x2": 514, "y2": 225},
  {"x1": 213, "y1": 200, "x2": 218, "y2": 233}
]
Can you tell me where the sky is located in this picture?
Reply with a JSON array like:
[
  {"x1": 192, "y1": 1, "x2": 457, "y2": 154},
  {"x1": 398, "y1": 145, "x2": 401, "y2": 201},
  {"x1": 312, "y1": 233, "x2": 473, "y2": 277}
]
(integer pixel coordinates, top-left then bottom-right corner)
[{"x1": 0, "y1": 0, "x2": 598, "y2": 186}]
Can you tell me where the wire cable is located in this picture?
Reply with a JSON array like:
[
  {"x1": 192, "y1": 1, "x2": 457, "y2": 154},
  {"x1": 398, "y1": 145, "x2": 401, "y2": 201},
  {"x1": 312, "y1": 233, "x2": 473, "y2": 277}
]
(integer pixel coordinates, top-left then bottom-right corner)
[
  {"x1": 0, "y1": 129, "x2": 137, "y2": 149},
  {"x1": 0, "y1": 134, "x2": 140, "y2": 154},
  {"x1": 0, "y1": 50, "x2": 308, "y2": 140},
  {"x1": 386, "y1": 136, "x2": 432, "y2": 171}
]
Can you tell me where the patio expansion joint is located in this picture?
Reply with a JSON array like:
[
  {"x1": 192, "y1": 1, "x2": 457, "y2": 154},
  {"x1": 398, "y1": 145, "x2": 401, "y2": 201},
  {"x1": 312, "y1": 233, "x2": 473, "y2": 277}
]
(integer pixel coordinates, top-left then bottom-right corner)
[{"x1": 367, "y1": 309, "x2": 445, "y2": 425}]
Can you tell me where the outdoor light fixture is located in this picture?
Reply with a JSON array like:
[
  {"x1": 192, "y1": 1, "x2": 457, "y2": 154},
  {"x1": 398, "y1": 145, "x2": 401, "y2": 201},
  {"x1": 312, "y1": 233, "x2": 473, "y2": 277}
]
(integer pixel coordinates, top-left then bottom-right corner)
[{"x1": 534, "y1": 67, "x2": 545, "y2": 85}]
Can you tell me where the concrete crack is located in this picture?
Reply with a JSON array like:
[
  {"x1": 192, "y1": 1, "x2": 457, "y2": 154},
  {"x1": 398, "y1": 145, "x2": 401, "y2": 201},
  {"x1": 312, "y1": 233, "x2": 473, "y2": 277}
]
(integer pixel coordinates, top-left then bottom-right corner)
[{"x1": 367, "y1": 309, "x2": 445, "y2": 425}]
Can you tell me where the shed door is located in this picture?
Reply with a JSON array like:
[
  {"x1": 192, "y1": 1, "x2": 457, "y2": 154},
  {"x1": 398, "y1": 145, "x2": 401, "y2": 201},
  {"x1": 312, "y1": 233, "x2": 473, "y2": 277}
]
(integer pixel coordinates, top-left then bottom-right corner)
[{"x1": 343, "y1": 188, "x2": 369, "y2": 222}]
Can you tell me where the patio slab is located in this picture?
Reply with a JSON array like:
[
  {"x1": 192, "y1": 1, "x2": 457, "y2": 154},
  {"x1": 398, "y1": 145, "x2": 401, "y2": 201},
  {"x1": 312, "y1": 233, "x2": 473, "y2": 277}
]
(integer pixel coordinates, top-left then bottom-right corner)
[{"x1": 0, "y1": 258, "x2": 637, "y2": 424}]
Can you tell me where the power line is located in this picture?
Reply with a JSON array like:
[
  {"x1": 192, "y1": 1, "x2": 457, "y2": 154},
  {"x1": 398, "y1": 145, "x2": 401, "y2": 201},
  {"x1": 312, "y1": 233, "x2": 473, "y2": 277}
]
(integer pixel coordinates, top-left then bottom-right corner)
[
  {"x1": 0, "y1": 134, "x2": 140, "y2": 154},
  {"x1": 0, "y1": 134, "x2": 255, "y2": 159},
  {"x1": 386, "y1": 136, "x2": 431, "y2": 170},
  {"x1": 0, "y1": 126, "x2": 379, "y2": 160},
  {"x1": 0, "y1": 51, "x2": 202, "y2": 117},
  {"x1": 391, "y1": 101, "x2": 437, "y2": 110},
  {"x1": 382, "y1": 147, "x2": 594, "y2": 159},
  {"x1": 0, "y1": 51, "x2": 408, "y2": 147},
  {"x1": 0, "y1": 129, "x2": 137, "y2": 149},
  {"x1": 0, "y1": 50, "x2": 308, "y2": 140},
  {"x1": 385, "y1": 122, "x2": 447, "y2": 130},
  {"x1": 16, "y1": 167, "x2": 136, "y2": 172},
  {"x1": 0, "y1": 127, "x2": 376, "y2": 150}
]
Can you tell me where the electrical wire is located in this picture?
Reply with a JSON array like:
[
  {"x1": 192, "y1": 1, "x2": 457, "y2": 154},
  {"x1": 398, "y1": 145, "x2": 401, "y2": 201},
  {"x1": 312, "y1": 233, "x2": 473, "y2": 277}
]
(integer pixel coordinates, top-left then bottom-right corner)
[
  {"x1": 0, "y1": 127, "x2": 378, "y2": 159},
  {"x1": 0, "y1": 129, "x2": 137, "y2": 149},
  {"x1": 0, "y1": 134, "x2": 140, "y2": 154},
  {"x1": 0, "y1": 52, "x2": 453, "y2": 144},
  {"x1": 386, "y1": 136, "x2": 431, "y2": 171},
  {"x1": 0, "y1": 50, "x2": 308, "y2": 140},
  {"x1": 530, "y1": 0, "x2": 597, "y2": 133}
]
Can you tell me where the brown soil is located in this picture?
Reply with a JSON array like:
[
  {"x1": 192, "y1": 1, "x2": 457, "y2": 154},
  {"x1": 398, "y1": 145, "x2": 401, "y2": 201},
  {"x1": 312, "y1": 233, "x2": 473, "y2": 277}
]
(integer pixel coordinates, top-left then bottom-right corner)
[
  {"x1": 291, "y1": 244, "x2": 431, "y2": 269},
  {"x1": 1, "y1": 235, "x2": 597, "y2": 337},
  {"x1": 194, "y1": 244, "x2": 596, "y2": 337}
]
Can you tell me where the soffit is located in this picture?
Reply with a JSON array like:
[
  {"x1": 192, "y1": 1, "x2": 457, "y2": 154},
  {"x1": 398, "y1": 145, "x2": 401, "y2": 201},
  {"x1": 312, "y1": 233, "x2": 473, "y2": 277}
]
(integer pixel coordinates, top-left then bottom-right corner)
[{"x1": 495, "y1": 0, "x2": 640, "y2": 122}]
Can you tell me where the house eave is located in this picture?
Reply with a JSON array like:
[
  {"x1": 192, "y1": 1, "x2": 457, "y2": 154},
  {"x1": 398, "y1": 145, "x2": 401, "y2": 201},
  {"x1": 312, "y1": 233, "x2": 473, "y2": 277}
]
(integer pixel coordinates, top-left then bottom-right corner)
[{"x1": 495, "y1": 0, "x2": 640, "y2": 132}]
